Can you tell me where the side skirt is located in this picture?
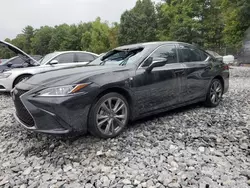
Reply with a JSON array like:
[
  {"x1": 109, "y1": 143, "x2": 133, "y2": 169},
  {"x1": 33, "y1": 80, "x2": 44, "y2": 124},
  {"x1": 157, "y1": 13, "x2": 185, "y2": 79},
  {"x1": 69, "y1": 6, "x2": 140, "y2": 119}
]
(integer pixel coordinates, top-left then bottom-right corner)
[{"x1": 132, "y1": 97, "x2": 206, "y2": 121}]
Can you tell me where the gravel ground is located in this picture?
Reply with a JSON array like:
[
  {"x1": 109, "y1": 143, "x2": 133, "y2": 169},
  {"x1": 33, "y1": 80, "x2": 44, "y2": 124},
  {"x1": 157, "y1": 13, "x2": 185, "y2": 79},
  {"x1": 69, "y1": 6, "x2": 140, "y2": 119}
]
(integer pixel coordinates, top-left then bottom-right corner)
[{"x1": 0, "y1": 67, "x2": 249, "y2": 188}]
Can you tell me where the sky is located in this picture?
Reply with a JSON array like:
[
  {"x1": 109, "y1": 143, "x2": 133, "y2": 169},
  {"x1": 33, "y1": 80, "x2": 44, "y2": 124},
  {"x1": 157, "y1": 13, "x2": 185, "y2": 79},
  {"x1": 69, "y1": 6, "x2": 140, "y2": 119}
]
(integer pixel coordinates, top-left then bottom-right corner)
[{"x1": 0, "y1": 0, "x2": 159, "y2": 40}]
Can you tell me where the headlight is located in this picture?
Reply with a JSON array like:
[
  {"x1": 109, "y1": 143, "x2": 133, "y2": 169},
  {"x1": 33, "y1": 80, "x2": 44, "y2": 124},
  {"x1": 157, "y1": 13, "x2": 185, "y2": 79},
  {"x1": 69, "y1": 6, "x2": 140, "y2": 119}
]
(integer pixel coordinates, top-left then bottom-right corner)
[
  {"x1": 38, "y1": 83, "x2": 90, "y2": 97},
  {"x1": 0, "y1": 73, "x2": 12, "y2": 79}
]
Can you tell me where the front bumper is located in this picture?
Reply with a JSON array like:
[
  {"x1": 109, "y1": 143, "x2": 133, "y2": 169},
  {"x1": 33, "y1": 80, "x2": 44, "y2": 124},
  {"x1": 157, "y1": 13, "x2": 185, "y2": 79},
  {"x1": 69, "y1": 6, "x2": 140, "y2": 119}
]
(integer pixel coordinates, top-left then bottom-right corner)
[
  {"x1": 0, "y1": 77, "x2": 13, "y2": 92},
  {"x1": 14, "y1": 113, "x2": 70, "y2": 134},
  {"x1": 12, "y1": 86, "x2": 95, "y2": 134}
]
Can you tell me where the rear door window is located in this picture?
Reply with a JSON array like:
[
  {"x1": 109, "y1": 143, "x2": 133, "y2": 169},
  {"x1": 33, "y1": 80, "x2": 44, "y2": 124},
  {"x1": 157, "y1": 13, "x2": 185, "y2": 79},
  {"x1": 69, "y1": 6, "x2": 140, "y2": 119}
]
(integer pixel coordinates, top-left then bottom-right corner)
[
  {"x1": 178, "y1": 45, "x2": 202, "y2": 62},
  {"x1": 54, "y1": 53, "x2": 75, "y2": 64}
]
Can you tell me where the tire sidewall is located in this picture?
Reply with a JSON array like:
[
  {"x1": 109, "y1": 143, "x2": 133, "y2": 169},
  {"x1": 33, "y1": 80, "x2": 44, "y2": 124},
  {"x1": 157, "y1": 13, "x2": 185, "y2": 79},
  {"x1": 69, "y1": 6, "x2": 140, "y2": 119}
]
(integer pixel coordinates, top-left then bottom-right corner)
[
  {"x1": 205, "y1": 79, "x2": 223, "y2": 107},
  {"x1": 88, "y1": 92, "x2": 130, "y2": 138}
]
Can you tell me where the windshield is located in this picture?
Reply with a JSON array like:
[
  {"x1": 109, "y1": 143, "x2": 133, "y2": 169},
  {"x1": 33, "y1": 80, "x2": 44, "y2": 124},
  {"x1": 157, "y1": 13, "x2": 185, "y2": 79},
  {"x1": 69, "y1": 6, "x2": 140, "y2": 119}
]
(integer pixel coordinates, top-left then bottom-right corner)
[
  {"x1": 39, "y1": 52, "x2": 60, "y2": 65},
  {"x1": 89, "y1": 48, "x2": 144, "y2": 66}
]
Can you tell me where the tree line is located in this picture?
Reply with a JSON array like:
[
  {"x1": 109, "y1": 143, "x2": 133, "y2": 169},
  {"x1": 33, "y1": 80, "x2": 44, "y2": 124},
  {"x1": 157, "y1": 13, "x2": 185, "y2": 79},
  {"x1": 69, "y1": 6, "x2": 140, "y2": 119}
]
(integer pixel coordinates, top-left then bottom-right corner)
[{"x1": 1, "y1": 0, "x2": 250, "y2": 58}]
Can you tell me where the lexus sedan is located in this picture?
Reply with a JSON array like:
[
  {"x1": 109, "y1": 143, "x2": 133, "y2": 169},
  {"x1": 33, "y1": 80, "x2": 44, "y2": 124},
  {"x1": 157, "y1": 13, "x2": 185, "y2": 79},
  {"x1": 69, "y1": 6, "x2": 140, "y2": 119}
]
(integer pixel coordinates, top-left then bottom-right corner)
[
  {"x1": 12, "y1": 41, "x2": 229, "y2": 138},
  {"x1": 0, "y1": 40, "x2": 98, "y2": 92}
]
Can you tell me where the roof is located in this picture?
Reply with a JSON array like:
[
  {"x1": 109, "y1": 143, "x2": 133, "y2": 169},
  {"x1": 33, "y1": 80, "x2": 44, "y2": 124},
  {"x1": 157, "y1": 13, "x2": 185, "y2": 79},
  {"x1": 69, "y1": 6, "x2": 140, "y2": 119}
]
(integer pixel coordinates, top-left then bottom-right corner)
[
  {"x1": 52, "y1": 51, "x2": 98, "y2": 56},
  {"x1": 116, "y1": 41, "x2": 192, "y2": 50}
]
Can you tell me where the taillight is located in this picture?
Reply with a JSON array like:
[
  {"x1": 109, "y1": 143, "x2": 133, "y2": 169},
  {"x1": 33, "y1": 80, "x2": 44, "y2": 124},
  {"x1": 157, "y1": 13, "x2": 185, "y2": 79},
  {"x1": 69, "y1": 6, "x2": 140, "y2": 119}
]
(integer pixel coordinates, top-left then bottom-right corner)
[{"x1": 224, "y1": 64, "x2": 229, "y2": 70}]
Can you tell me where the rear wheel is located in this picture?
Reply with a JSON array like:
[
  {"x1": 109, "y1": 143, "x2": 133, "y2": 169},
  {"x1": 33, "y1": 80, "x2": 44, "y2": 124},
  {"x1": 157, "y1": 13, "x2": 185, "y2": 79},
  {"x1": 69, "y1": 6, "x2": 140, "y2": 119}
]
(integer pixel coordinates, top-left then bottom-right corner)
[
  {"x1": 204, "y1": 79, "x2": 223, "y2": 107},
  {"x1": 13, "y1": 75, "x2": 31, "y2": 88},
  {"x1": 88, "y1": 92, "x2": 129, "y2": 138}
]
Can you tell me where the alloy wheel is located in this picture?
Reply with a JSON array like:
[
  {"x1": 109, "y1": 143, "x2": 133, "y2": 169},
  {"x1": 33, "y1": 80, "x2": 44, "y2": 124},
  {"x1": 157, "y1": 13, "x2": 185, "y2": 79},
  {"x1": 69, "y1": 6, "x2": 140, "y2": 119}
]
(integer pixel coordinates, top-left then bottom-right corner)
[
  {"x1": 96, "y1": 97, "x2": 128, "y2": 136},
  {"x1": 210, "y1": 80, "x2": 222, "y2": 105}
]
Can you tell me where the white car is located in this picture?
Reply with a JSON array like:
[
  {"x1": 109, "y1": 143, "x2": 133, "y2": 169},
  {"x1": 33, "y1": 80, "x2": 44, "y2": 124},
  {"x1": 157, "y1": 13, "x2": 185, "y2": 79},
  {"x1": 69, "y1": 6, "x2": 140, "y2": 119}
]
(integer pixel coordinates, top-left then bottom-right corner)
[
  {"x1": 0, "y1": 41, "x2": 98, "y2": 92},
  {"x1": 223, "y1": 55, "x2": 235, "y2": 65},
  {"x1": 206, "y1": 50, "x2": 235, "y2": 64}
]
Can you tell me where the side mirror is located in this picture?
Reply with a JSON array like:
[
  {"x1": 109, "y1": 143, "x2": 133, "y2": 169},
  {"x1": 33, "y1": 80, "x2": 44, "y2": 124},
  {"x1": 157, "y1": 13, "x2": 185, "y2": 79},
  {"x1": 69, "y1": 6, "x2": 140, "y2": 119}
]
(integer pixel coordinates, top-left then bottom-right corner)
[
  {"x1": 7, "y1": 62, "x2": 12, "y2": 67},
  {"x1": 146, "y1": 57, "x2": 168, "y2": 72},
  {"x1": 49, "y1": 59, "x2": 59, "y2": 65}
]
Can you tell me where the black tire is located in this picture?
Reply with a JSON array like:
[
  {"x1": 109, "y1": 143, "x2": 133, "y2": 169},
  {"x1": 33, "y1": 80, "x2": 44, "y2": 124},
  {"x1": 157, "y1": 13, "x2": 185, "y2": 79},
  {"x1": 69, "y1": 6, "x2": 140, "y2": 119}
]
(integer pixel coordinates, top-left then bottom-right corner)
[
  {"x1": 88, "y1": 92, "x2": 129, "y2": 138},
  {"x1": 13, "y1": 75, "x2": 31, "y2": 88},
  {"x1": 204, "y1": 79, "x2": 223, "y2": 107}
]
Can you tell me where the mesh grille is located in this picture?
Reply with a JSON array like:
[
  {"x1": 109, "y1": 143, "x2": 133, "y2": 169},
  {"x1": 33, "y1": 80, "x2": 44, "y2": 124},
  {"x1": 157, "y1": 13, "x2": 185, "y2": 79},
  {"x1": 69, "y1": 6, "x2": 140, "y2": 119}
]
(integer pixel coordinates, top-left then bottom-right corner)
[{"x1": 13, "y1": 89, "x2": 35, "y2": 127}]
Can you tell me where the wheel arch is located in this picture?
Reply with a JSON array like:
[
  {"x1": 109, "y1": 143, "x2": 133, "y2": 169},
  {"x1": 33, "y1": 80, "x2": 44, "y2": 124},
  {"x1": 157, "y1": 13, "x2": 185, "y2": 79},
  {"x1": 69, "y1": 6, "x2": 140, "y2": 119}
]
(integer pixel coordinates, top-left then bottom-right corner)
[
  {"x1": 213, "y1": 75, "x2": 225, "y2": 93},
  {"x1": 12, "y1": 73, "x2": 33, "y2": 88},
  {"x1": 93, "y1": 87, "x2": 134, "y2": 119}
]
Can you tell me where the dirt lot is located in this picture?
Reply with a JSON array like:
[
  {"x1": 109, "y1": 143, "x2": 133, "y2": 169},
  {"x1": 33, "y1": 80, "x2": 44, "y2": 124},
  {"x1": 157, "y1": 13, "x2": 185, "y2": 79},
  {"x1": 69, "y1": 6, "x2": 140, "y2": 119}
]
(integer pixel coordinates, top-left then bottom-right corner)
[{"x1": 0, "y1": 67, "x2": 249, "y2": 188}]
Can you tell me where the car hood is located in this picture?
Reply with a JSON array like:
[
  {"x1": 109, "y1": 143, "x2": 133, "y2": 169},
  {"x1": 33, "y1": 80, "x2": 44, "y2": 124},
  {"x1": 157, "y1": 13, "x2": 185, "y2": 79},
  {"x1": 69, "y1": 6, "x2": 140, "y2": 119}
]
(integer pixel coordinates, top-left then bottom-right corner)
[
  {"x1": 24, "y1": 65, "x2": 130, "y2": 87},
  {"x1": 0, "y1": 40, "x2": 38, "y2": 66}
]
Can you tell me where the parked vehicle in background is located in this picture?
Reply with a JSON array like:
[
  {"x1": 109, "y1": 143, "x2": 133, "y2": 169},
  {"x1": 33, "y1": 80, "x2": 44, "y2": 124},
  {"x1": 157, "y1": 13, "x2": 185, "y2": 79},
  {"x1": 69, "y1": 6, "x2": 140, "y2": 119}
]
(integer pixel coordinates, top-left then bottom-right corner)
[
  {"x1": 206, "y1": 50, "x2": 235, "y2": 65},
  {"x1": 223, "y1": 55, "x2": 235, "y2": 65},
  {"x1": 0, "y1": 55, "x2": 42, "y2": 73},
  {"x1": 0, "y1": 59, "x2": 9, "y2": 64},
  {"x1": 38, "y1": 51, "x2": 97, "y2": 66},
  {"x1": 0, "y1": 40, "x2": 98, "y2": 92},
  {"x1": 12, "y1": 41, "x2": 229, "y2": 138},
  {"x1": 236, "y1": 41, "x2": 250, "y2": 66}
]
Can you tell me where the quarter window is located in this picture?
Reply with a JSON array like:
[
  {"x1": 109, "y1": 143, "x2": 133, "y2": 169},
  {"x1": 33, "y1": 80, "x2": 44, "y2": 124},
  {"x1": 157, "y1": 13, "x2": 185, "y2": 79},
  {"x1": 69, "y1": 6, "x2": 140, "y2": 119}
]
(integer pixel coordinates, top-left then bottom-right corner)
[
  {"x1": 54, "y1": 53, "x2": 74, "y2": 64},
  {"x1": 199, "y1": 50, "x2": 208, "y2": 61},
  {"x1": 76, "y1": 53, "x2": 96, "y2": 62}
]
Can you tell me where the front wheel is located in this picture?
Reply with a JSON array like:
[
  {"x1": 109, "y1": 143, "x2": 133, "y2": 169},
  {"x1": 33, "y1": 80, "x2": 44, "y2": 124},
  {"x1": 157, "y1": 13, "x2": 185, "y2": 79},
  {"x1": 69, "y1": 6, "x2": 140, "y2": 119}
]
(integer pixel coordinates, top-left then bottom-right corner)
[
  {"x1": 13, "y1": 75, "x2": 31, "y2": 88},
  {"x1": 204, "y1": 79, "x2": 223, "y2": 107},
  {"x1": 88, "y1": 92, "x2": 129, "y2": 138}
]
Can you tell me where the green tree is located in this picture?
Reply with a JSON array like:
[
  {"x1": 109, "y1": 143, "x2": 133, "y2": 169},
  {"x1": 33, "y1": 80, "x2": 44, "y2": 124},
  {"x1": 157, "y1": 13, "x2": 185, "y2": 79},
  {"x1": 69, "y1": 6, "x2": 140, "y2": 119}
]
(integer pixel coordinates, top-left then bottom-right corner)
[
  {"x1": 118, "y1": 0, "x2": 157, "y2": 45},
  {"x1": 81, "y1": 18, "x2": 111, "y2": 54},
  {"x1": 49, "y1": 24, "x2": 72, "y2": 51},
  {"x1": 109, "y1": 22, "x2": 119, "y2": 49},
  {"x1": 31, "y1": 26, "x2": 54, "y2": 55},
  {"x1": 0, "y1": 38, "x2": 16, "y2": 58},
  {"x1": 157, "y1": 0, "x2": 224, "y2": 49},
  {"x1": 11, "y1": 34, "x2": 26, "y2": 50},
  {"x1": 157, "y1": 0, "x2": 202, "y2": 43},
  {"x1": 222, "y1": 0, "x2": 250, "y2": 50},
  {"x1": 22, "y1": 25, "x2": 35, "y2": 53}
]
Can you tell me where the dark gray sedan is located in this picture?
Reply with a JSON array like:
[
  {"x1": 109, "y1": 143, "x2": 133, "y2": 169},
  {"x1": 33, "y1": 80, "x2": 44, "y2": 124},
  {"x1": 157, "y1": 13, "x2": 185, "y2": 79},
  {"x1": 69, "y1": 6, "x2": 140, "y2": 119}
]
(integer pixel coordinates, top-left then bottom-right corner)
[{"x1": 12, "y1": 41, "x2": 229, "y2": 138}]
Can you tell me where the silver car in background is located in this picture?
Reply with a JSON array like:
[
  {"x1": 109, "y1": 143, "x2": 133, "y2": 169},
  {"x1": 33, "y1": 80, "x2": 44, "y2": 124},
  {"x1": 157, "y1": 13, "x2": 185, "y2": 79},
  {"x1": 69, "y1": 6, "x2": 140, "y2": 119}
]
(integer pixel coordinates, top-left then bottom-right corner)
[{"x1": 0, "y1": 41, "x2": 98, "y2": 92}]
